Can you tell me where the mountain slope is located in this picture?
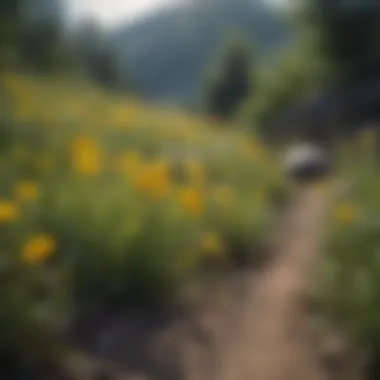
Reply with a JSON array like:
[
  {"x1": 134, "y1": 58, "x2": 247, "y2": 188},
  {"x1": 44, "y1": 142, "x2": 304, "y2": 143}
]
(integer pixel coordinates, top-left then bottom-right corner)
[{"x1": 113, "y1": 0, "x2": 293, "y2": 106}]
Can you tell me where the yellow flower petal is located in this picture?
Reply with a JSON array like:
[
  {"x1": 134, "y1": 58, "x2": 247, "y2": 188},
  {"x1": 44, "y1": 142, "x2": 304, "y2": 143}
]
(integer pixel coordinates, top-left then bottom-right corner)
[
  {"x1": 201, "y1": 232, "x2": 224, "y2": 254},
  {"x1": 22, "y1": 234, "x2": 56, "y2": 264},
  {"x1": 334, "y1": 203, "x2": 356, "y2": 225},
  {"x1": 0, "y1": 200, "x2": 20, "y2": 224},
  {"x1": 13, "y1": 181, "x2": 39, "y2": 201},
  {"x1": 178, "y1": 187, "x2": 204, "y2": 217}
]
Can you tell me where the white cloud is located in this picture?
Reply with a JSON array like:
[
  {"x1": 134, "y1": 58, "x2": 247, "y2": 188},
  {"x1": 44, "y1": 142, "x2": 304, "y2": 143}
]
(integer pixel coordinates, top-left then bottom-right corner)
[
  {"x1": 65, "y1": 0, "x2": 288, "y2": 29},
  {"x1": 66, "y1": 0, "x2": 186, "y2": 28}
]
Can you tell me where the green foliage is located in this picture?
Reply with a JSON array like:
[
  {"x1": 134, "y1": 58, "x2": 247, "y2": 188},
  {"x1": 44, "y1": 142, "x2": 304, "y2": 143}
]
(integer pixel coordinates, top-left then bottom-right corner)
[
  {"x1": 243, "y1": 0, "x2": 380, "y2": 144},
  {"x1": 242, "y1": 30, "x2": 329, "y2": 142},
  {"x1": 71, "y1": 19, "x2": 125, "y2": 90},
  {"x1": 316, "y1": 133, "x2": 380, "y2": 374},
  {"x1": 0, "y1": 0, "x2": 22, "y2": 68},
  {"x1": 89, "y1": 47, "x2": 123, "y2": 90},
  {"x1": 202, "y1": 33, "x2": 254, "y2": 120},
  {"x1": 18, "y1": 19, "x2": 67, "y2": 73},
  {"x1": 297, "y1": 0, "x2": 380, "y2": 85},
  {"x1": 0, "y1": 2, "x2": 76, "y2": 74},
  {"x1": 0, "y1": 252, "x2": 69, "y2": 360},
  {"x1": 0, "y1": 4, "x2": 124, "y2": 90},
  {"x1": 0, "y1": 71, "x2": 288, "y2": 370}
]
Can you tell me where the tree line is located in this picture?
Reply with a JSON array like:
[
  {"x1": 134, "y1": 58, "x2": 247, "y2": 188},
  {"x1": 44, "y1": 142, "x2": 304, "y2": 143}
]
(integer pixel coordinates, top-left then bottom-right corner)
[
  {"x1": 3, "y1": 0, "x2": 380, "y2": 144},
  {"x1": 201, "y1": 0, "x2": 380, "y2": 144},
  {"x1": 0, "y1": 0, "x2": 127, "y2": 91}
]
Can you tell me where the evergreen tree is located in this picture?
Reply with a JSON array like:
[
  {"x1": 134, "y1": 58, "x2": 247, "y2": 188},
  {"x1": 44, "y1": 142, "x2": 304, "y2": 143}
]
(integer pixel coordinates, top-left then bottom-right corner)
[
  {"x1": 72, "y1": 19, "x2": 124, "y2": 90},
  {"x1": 0, "y1": 0, "x2": 22, "y2": 67},
  {"x1": 91, "y1": 46, "x2": 122, "y2": 90},
  {"x1": 203, "y1": 33, "x2": 254, "y2": 120},
  {"x1": 291, "y1": 0, "x2": 380, "y2": 134},
  {"x1": 1, "y1": 0, "x2": 72, "y2": 72},
  {"x1": 72, "y1": 18, "x2": 105, "y2": 73},
  {"x1": 298, "y1": 0, "x2": 380, "y2": 86},
  {"x1": 19, "y1": 17, "x2": 64, "y2": 72}
]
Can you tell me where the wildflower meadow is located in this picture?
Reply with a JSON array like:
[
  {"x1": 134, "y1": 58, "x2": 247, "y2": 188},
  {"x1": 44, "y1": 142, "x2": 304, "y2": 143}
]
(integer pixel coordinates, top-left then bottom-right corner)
[{"x1": 0, "y1": 71, "x2": 289, "y2": 362}]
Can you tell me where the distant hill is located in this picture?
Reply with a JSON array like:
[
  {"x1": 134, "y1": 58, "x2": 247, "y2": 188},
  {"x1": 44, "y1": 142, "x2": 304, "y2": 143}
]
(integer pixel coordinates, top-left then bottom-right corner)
[{"x1": 112, "y1": 0, "x2": 293, "y2": 107}]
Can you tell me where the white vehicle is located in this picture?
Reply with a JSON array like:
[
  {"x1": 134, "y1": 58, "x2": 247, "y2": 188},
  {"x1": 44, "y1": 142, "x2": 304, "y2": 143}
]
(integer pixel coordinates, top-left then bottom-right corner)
[{"x1": 283, "y1": 143, "x2": 330, "y2": 181}]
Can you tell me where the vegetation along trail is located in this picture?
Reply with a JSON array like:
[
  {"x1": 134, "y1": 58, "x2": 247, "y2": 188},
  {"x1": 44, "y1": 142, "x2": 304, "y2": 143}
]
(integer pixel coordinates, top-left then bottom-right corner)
[
  {"x1": 182, "y1": 182, "x2": 334, "y2": 380},
  {"x1": 63, "y1": 180, "x2": 337, "y2": 380}
]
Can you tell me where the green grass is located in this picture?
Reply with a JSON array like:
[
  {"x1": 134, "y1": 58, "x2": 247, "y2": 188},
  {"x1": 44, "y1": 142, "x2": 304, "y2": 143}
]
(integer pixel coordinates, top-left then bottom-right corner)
[
  {"x1": 315, "y1": 132, "x2": 380, "y2": 373},
  {"x1": 0, "y1": 70, "x2": 289, "y2": 368}
]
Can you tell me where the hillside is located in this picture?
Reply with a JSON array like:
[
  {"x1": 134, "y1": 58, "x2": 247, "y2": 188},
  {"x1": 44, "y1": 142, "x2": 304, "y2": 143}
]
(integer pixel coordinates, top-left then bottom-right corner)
[{"x1": 112, "y1": 0, "x2": 293, "y2": 106}]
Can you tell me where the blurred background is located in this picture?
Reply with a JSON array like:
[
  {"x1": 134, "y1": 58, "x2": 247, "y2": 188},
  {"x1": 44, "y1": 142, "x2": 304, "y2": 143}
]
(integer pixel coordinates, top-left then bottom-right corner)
[{"x1": 2, "y1": 0, "x2": 380, "y2": 379}]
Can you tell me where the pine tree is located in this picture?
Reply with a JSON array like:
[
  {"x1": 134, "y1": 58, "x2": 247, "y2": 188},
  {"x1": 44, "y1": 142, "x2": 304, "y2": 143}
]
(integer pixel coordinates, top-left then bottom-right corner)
[
  {"x1": 19, "y1": 18, "x2": 64, "y2": 72},
  {"x1": 91, "y1": 46, "x2": 122, "y2": 89},
  {"x1": 203, "y1": 33, "x2": 254, "y2": 121},
  {"x1": 72, "y1": 20, "x2": 124, "y2": 90}
]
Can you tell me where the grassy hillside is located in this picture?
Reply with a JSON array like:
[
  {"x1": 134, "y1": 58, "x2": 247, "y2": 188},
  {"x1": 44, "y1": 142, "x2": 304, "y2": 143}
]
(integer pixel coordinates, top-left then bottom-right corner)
[
  {"x1": 112, "y1": 0, "x2": 292, "y2": 106},
  {"x1": 0, "y1": 70, "x2": 288, "y2": 368}
]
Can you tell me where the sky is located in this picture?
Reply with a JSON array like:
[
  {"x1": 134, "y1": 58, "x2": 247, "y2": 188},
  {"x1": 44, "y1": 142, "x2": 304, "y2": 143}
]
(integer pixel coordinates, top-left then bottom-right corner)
[
  {"x1": 65, "y1": 0, "x2": 285, "y2": 29},
  {"x1": 66, "y1": 0, "x2": 188, "y2": 28}
]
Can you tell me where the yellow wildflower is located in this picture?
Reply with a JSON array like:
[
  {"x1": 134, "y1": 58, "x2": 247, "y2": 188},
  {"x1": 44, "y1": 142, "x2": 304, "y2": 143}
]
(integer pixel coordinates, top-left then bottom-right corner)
[
  {"x1": 21, "y1": 234, "x2": 56, "y2": 264},
  {"x1": 147, "y1": 160, "x2": 172, "y2": 198},
  {"x1": 71, "y1": 136, "x2": 102, "y2": 175},
  {"x1": 178, "y1": 187, "x2": 204, "y2": 217},
  {"x1": 200, "y1": 232, "x2": 224, "y2": 257},
  {"x1": 334, "y1": 202, "x2": 356, "y2": 225},
  {"x1": 0, "y1": 200, "x2": 20, "y2": 224},
  {"x1": 132, "y1": 159, "x2": 172, "y2": 199},
  {"x1": 13, "y1": 181, "x2": 39, "y2": 201}
]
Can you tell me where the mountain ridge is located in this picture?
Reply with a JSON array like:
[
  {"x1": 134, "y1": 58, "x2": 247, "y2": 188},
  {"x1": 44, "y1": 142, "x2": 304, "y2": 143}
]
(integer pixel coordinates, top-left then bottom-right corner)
[{"x1": 112, "y1": 0, "x2": 293, "y2": 106}]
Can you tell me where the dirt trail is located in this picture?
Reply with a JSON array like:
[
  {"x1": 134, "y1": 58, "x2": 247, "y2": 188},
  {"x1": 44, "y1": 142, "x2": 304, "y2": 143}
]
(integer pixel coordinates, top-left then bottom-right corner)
[
  {"x1": 67, "y1": 183, "x2": 334, "y2": 380},
  {"x1": 182, "y1": 183, "x2": 332, "y2": 380}
]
